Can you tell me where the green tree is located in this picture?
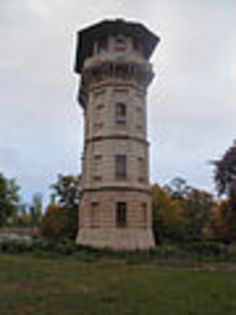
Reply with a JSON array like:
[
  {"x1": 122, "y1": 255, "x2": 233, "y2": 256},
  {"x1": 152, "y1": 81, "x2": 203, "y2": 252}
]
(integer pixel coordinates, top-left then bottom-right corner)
[
  {"x1": 29, "y1": 193, "x2": 43, "y2": 228},
  {"x1": 51, "y1": 174, "x2": 80, "y2": 209},
  {"x1": 182, "y1": 189, "x2": 215, "y2": 240},
  {"x1": 0, "y1": 173, "x2": 20, "y2": 227},
  {"x1": 164, "y1": 177, "x2": 192, "y2": 201},
  {"x1": 213, "y1": 141, "x2": 236, "y2": 239}
]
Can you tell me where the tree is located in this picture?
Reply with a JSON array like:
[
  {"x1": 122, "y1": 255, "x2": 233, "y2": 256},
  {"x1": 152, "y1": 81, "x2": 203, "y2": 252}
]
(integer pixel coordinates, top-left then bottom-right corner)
[
  {"x1": 41, "y1": 174, "x2": 80, "y2": 240},
  {"x1": 152, "y1": 184, "x2": 185, "y2": 243},
  {"x1": 29, "y1": 193, "x2": 43, "y2": 228},
  {"x1": 182, "y1": 188, "x2": 215, "y2": 240},
  {"x1": 51, "y1": 174, "x2": 80, "y2": 209},
  {"x1": 164, "y1": 177, "x2": 192, "y2": 201},
  {"x1": 213, "y1": 141, "x2": 236, "y2": 239},
  {"x1": 41, "y1": 204, "x2": 62, "y2": 239},
  {"x1": 0, "y1": 173, "x2": 20, "y2": 227},
  {"x1": 153, "y1": 178, "x2": 216, "y2": 241},
  {"x1": 210, "y1": 200, "x2": 230, "y2": 240}
]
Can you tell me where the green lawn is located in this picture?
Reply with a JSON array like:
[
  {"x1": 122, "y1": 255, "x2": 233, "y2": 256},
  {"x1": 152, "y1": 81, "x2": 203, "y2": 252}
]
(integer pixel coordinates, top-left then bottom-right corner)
[{"x1": 0, "y1": 255, "x2": 235, "y2": 315}]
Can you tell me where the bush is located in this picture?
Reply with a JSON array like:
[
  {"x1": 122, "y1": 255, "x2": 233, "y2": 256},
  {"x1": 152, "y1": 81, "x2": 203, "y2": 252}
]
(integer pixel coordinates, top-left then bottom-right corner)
[
  {"x1": 0, "y1": 239, "x2": 33, "y2": 253},
  {"x1": 181, "y1": 241, "x2": 228, "y2": 256},
  {"x1": 0, "y1": 237, "x2": 235, "y2": 263}
]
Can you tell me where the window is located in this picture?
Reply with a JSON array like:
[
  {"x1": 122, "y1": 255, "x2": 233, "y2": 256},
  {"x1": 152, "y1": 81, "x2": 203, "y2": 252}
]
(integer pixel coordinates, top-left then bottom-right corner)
[
  {"x1": 142, "y1": 202, "x2": 147, "y2": 227},
  {"x1": 115, "y1": 155, "x2": 126, "y2": 179},
  {"x1": 97, "y1": 37, "x2": 107, "y2": 54},
  {"x1": 93, "y1": 155, "x2": 102, "y2": 181},
  {"x1": 90, "y1": 202, "x2": 99, "y2": 228},
  {"x1": 133, "y1": 38, "x2": 143, "y2": 55},
  {"x1": 115, "y1": 37, "x2": 126, "y2": 52},
  {"x1": 94, "y1": 104, "x2": 104, "y2": 131},
  {"x1": 136, "y1": 106, "x2": 143, "y2": 130},
  {"x1": 116, "y1": 202, "x2": 127, "y2": 227},
  {"x1": 133, "y1": 38, "x2": 140, "y2": 51},
  {"x1": 94, "y1": 155, "x2": 102, "y2": 167},
  {"x1": 93, "y1": 175, "x2": 102, "y2": 182},
  {"x1": 138, "y1": 157, "x2": 146, "y2": 182},
  {"x1": 115, "y1": 103, "x2": 126, "y2": 123},
  {"x1": 95, "y1": 103, "x2": 104, "y2": 121}
]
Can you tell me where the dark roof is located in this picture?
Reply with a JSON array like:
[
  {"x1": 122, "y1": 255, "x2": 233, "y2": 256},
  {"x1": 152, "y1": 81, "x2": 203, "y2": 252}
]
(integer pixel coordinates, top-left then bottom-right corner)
[{"x1": 74, "y1": 19, "x2": 160, "y2": 73}]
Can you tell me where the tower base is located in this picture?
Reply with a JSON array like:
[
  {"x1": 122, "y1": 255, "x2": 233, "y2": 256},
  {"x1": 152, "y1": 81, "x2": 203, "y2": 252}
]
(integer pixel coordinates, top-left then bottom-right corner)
[
  {"x1": 76, "y1": 228, "x2": 155, "y2": 251},
  {"x1": 76, "y1": 189, "x2": 155, "y2": 251}
]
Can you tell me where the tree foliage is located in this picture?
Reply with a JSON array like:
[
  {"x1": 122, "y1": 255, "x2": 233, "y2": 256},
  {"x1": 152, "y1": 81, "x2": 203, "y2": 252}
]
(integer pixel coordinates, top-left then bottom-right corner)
[
  {"x1": 0, "y1": 173, "x2": 20, "y2": 227},
  {"x1": 213, "y1": 141, "x2": 236, "y2": 240},
  {"x1": 152, "y1": 178, "x2": 216, "y2": 242},
  {"x1": 41, "y1": 174, "x2": 80, "y2": 240},
  {"x1": 50, "y1": 174, "x2": 80, "y2": 209},
  {"x1": 152, "y1": 183, "x2": 185, "y2": 243},
  {"x1": 214, "y1": 141, "x2": 236, "y2": 198},
  {"x1": 29, "y1": 193, "x2": 43, "y2": 228}
]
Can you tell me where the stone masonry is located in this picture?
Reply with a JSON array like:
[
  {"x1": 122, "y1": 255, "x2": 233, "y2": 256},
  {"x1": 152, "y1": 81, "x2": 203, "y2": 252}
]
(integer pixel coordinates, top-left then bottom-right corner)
[{"x1": 74, "y1": 19, "x2": 160, "y2": 250}]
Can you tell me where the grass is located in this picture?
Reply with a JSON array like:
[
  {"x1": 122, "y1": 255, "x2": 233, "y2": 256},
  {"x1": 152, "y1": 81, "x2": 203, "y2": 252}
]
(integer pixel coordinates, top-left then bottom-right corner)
[{"x1": 0, "y1": 254, "x2": 235, "y2": 315}]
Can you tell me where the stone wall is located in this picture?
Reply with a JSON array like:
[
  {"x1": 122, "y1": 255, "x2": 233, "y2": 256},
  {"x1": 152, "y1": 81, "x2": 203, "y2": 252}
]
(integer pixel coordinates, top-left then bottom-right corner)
[
  {"x1": 77, "y1": 189, "x2": 155, "y2": 250},
  {"x1": 76, "y1": 30, "x2": 156, "y2": 250}
]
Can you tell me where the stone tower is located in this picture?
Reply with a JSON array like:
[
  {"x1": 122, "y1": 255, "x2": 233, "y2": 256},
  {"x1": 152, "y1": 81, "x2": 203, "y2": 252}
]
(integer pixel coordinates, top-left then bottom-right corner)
[{"x1": 74, "y1": 19, "x2": 159, "y2": 250}]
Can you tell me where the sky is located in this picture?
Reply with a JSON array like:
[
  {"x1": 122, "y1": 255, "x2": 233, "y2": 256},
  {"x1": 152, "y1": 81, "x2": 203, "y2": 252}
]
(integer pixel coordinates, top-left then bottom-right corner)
[{"x1": 0, "y1": 0, "x2": 235, "y2": 206}]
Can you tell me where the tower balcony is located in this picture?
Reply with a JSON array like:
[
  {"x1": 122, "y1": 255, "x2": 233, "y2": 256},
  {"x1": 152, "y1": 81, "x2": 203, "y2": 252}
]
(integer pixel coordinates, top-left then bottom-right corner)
[{"x1": 78, "y1": 60, "x2": 153, "y2": 108}]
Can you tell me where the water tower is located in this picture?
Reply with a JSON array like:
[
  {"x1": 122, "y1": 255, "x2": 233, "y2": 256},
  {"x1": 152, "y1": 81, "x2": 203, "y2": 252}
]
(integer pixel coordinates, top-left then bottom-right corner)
[{"x1": 74, "y1": 19, "x2": 159, "y2": 250}]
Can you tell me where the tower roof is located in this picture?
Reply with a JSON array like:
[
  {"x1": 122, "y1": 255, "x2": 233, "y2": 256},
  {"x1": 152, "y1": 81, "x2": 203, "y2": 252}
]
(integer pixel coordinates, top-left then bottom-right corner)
[{"x1": 74, "y1": 19, "x2": 160, "y2": 73}]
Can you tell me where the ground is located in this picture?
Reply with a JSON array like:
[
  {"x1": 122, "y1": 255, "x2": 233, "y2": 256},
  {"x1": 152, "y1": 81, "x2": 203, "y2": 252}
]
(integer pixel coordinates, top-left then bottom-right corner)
[{"x1": 0, "y1": 254, "x2": 235, "y2": 315}]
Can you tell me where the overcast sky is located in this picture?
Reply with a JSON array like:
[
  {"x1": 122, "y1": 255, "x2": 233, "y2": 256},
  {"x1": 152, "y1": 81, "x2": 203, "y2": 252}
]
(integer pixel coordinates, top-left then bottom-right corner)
[{"x1": 0, "y1": 0, "x2": 235, "y2": 206}]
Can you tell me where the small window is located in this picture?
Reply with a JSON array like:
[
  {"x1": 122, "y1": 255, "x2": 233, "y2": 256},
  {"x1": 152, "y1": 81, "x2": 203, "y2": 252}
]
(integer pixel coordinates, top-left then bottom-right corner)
[
  {"x1": 115, "y1": 103, "x2": 126, "y2": 123},
  {"x1": 93, "y1": 175, "x2": 102, "y2": 182},
  {"x1": 94, "y1": 155, "x2": 102, "y2": 167},
  {"x1": 94, "y1": 122, "x2": 103, "y2": 131},
  {"x1": 97, "y1": 37, "x2": 107, "y2": 54},
  {"x1": 133, "y1": 38, "x2": 140, "y2": 51},
  {"x1": 116, "y1": 202, "x2": 127, "y2": 227},
  {"x1": 96, "y1": 104, "x2": 104, "y2": 110},
  {"x1": 133, "y1": 38, "x2": 143, "y2": 54},
  {"x1": 138, "y1": 157, "x2": 146, "y2": 182},
  {"x1": 136, "y1": 124, "x2": 142, "y2": 131},
  {"x1": 115, "y1": 37, "x2": 126, "y2": 52},
  {"x1": 115, "y1": 155, "x2": 126, "y2": 179},
  {"x1": 95, "y1": 104, "x2": 104, "y2": 121},
  {"x1": 90, "y1": 202, "x2": 99, "y2": 228},
  {"x1": 142, "y1": 202, "x2": 147, "y2": 226}
]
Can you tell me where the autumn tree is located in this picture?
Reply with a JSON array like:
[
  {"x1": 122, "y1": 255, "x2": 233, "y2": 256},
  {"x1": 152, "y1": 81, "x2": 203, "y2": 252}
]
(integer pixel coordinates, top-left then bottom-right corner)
[
  {"x1": 41, "y1": 174, "x2": 80, "y2": 240},
  {"x1": 152, "y1": 183, "x2": 185, "y2": 243},
  {"x1": 41, "y1": 204, "x2": 62, "y2": 239},
  {"x1": 154, "y1": 178, "x2": 216, "y2": 241}
]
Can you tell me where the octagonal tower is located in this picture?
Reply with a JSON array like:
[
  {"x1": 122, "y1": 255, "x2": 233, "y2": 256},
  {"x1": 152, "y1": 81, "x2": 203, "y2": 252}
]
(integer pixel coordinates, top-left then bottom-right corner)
[{"x1": 74, "y1": 19, "x2": 160, "y2": 250}]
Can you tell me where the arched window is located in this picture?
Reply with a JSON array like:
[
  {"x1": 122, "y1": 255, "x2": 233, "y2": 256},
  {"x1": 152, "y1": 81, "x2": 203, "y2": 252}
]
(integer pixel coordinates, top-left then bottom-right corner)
[{"x1": 115, "y1": 103, "x2": 126, "y2": 123}]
